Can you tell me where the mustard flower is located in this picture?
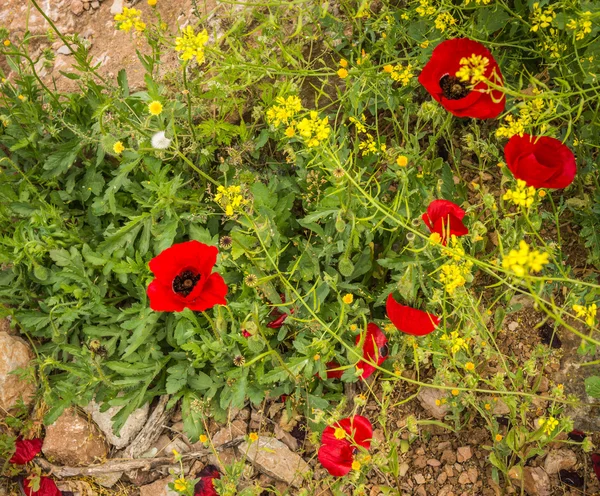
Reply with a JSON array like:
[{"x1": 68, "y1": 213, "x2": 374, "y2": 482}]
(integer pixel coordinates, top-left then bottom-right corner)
[{"x1": 175, "y1": 26, "x2": 209, "y2": 64}]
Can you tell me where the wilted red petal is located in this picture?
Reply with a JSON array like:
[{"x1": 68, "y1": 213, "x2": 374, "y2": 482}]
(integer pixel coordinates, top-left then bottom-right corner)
[
  {"x1": 194, "y1": 464, "x2": 220, "y2": 496},
  {"x1": 10, "y1": 437, "x2": 43, "y2": 464},
  {"x1": 592, "y1": 454, "x2": 600, "y2": 482},
  {"x1": 147, "y1": 241, "x2": 227, "y2": 313},
  {"x1": 318, "y1": 416, "x2": 372, "y2": 476},
  {"x1": 386, "y1": 294, "x2": 440, "y2": 336},
  {"x1": 355, "y1": 323, "x2": 388, "y2": 379},
  {"x1": 325, "y1": 361, "x2": 344, "y2": 379},
  {"x1": 23, "y1": 476, "x2": 62, "y2": 496},
  {"x1": 266, "y1": 311, "x2": 288, "y2": 329}
]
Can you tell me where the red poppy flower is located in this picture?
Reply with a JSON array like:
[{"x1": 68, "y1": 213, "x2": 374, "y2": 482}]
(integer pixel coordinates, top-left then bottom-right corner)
[
  {"x1": 194, "y1": 464, "x2": 220, "y2": 496},
  {"x1": 318, "y1": 416, "x2": 372, "y2": 477},
  {"x1": 504, "y1": 134, "x2": 576, "y2": 189},
  {"x1": 355, "y1": 323, "x2": 388, "y2": 379},
  {"x1": 325, "y1": 361, "x2": 344, "y2": 379},
  {"x1": 592, "y1": 454, "x2": 600, "y2": 482},
  {"x1": 23, "y1": 476, "x2": 62, "y2": 496},
  {"x1": 10, "y1": 437, "x2": 43, "y2": 464},
  {"x1": 418, "y1": 38, "x2": 505, "y2": 119},
  {"x1": 422, "y1": 199, "x2": 469, "y2": 244},
  {"x1": 147, "y1": 241, "x2": 228, "y2": 312},
  {"x1": 266, "y1": 295, "x2": 293, "y2": 329},
  {"x1": 386, "y1": 294, "x2": 440, "y2": 336}
]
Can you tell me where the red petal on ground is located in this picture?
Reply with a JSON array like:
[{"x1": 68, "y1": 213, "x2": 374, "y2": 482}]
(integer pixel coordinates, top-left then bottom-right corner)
[
  {"x1": 9, "y1": 437, "x2": 43, "y2": 464},
  {"x1": 386, "y1": 294, "x2": 440, "y2": 336}
]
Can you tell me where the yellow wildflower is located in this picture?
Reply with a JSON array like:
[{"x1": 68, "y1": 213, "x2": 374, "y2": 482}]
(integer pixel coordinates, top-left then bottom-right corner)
[
  {"x1": 113, "y1": 141, "x2": 125, "y2": 154},
  {"x1": 441, "y1": 331, "x2": 470, "y2": 353},
  {"x1": 495, "y1": 434, "x2": 503, "y2": 442},
  {"x1": 416, "y1": 0, "x2": 435, "y2": 17},
  {"x1": 484, "y1": 403, "x2": 491, "y2": 410},
  {"x1": 173, "y1": 478, "x2": 188, "y2": 492},
  {"x1": 148, "y1": 101, "x2": 163, "y2": 116},
  {"x1": 148, "y1": 0, "x2": 157, "y2": 5},
  {"x1": 396, "y1": 155, "x2": 408, "y2": 167},
  {"x1": 350, "y1": 324, "x2": 358, "y2": 331},
  {"x1": 266, "y1": 95, "x2": 302, "y2": 127},
  {"x1": 386, "y1": 63, "x2": 415, "y2": 86},
  {"x1": 296, "y1": 111, "x2": 331, "y2": 148},
  {"x1": 17, "y1": 95, "x2": 26, "y2": 101},
  {"x1": 429, "y1": 232, "x2": 442, "y2": 244},
  {"x1": 502, "y1": 240, "x2": 549, "y2": 277},
  {"x1": 451, "y1": 389, "x2": 460, "y2": 396},
  {"x1": 420, "y1": 40, "x2": 430, "y2": 49},
  {"x1": 214, "y1": 184, "x2": 248, "y2": 217},
  {"x1": 175, "y1": 26, "x2": 209, "y2": 64},
  {"x1": 567, "y1": 13, "x2": 593, "y2": 40},
  {"x1": 573, "y1": 303, "x2": 597, "y2": 327},
  {"x1": 465, "y1": 362, "x2": 475, "y2": 372},
  {"x1": 284, "y1": 126, "x2": 295, "y2": 137},
  {"x1": 3, "y1": 40, "x2": 10, "y2": 47},
  {"x1": 199, "y1": 434, "x2": 208, "y2": 443},
  {"x1": 383, "y1": 64, "x2": 393, "y2": 73},
  {"x1": 435, "y1": 12, "x2": 457, "y2": 32},
  {"x1": 352, "y1": 460, "x2": 361, "y2": 471},
  {"x1": 334, "y1": 427, "x2": 346, "y2": 440},
  {"x1": 439, "y1": 263, "x2": 468, "y2": 294},
  {"x1": 503, "y1": 179, "x2": 537, "y2": 208},
  {"x1": 337, "y1": 68, "x2": 349, "y2": 79},
  {"x1": 114, "y1": 7, "x2": 146, "y2": 33},
  {"x1": 455, "y1": 54, "x2": 489, "y2": 85},
  {"x1": 342, "y1": 293, "x2": 354, "y2": 304},
  {"x1": 530, "y1": 2, "x2": 555, "y2": 32},
  {"x1": 538, "y1": 416, "x2": 559, "y2": 435},
  {"x1": 249, "y1": 432, "x2": 259, "y2": 442},
  {"x1": 339, "y1": 59, "x2": 348, "y2": 68}
]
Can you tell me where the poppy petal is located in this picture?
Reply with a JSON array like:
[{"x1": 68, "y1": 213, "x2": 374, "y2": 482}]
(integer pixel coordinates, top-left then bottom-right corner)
[
  {"x1": 149, "y1": 241, "x2": 218, "y2": 282},
  {"x1": 318, "y1": 441, "x2": 354, "y2": 476},
  {"x1": 423, "y1": 200, "x2": 469, "y2": 243},
  {"x1": 386, "y1": 294, "x2": 440, "y2": 336},
  {"x1": 325, "y1": 361, "x2": 344, "y2": 379},
  {"x1": 336, "y1": 415, "x2": 373, "y2": 448},
  {"x1": 194, "y1": 465, "x2": 220, "y2": 496},
  {"x1": 592, "y1": 454, "x2": 600, "y2": 482},
  {"x1": 355, "y1": 323, "x2": 388, "y2": 379},
  {"x1": 10, "y1": 437, "x2": 43, "y2": 465},
  {"x1": 22, "y1": 476, "x2": 62, "y2": 496},
  {"x1": 147, "y1": 280, "x2": 186, "y2": 312},
  {"x1": 186, "y1": 273, "x2": 228, "y2": 312}
]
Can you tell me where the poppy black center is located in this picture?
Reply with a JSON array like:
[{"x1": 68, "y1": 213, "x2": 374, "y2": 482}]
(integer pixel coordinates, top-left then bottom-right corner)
[
  {"x1": 379, "y1": 344, "x2": 389, "y2": 358},
  {"x1": 352, "y1": 447, "x2": 358, "y2": 455},
  {"x1": 439, "y1": 75, "x2": 470, "y2": 100},
  {"x1": 173, "y1": 270, "x2": 201, "y2": 297}
]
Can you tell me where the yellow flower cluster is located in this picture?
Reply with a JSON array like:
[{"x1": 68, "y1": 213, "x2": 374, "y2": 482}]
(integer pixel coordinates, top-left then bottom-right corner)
[
  {"x1": 266, "y1": 95, "x2": 302, "y2": 128},
  {"x1": 114, "y1": 7, "x2": 146, "y2": 33},
  {"x1": 337, "y1": 58, "x2": 349, "y2": 79},
  {"x1": 542, "y1": 38, "x2": 566, "y2": 59},
  {"x1": 455, "y1": 54, "x2": 489, "y2": 85},
  {"x1": 503, "y1": 179, "x2": 537, "y2": 208},
  {"x1": 349, "y1": 115, "x2": 367, "y2": 133},
  {"x1": 496, "y1": 94, "x2": 550, "y2": 139},
  {"x1": 439, "y1": 236, "x2": 473, "y2": 294},
  {"x1": 214, "y1": 185, "x2": 248, "y2": 217},
  {"x1": 502, "y1": 240, "x2": 549, "y2": 277},
  {"x1": 383, "y1": 63, "x2": 415, "y2": 86},
  {"x1": 173, "y1": 478, "x2": 189, "y2": 492},
  {"x1": 538, "y1": 416, "x2": 559, "y2": 435},
  {"x1": 435, "y1": 12, "x2": 457, "y2": 32},
  {"x1": 175, "y1": 26, "x2": 209, "y2": 64},
  {"x1": 567, "y1": 12, "x2": 593, "y2": 40},
  {"x1": 342, "y1": 293, "x2": 354, "y2": 304},
  {"x1": 416, "y1": 0, "x2": 435, "y2": 17},
  {"x1": 573, "y1": 303, "x2": 597, "y2": 327},
  {"x1": 464, "y1": 0, "x2": 491, "y2": 4},
  {"x1": 441, "y1": 331, "x2": 470, "y2": 354},
  {"x1": 530, "y1": 2, "x2": 555, "y2": 32},
  {"x1": 439, "y1": 264, "x2": 469, "y2": 294},
  {"x1": 359, "y1": 133, "x2": 387, "y2": 156},
  {"x1": 297, "y1": 111, "x2": 331, "y2": 148}
]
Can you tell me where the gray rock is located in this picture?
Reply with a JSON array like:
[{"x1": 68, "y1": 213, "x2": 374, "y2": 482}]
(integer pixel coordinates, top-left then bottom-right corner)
[
  {"x1": 110, "y1": 0, "x2": 124, "y2": 14},
  {"x1": 0, "y1": 331, "x2": 35, "y2": 416},
  {"x1": 56, "y1": 45, "x2": 72, "y2": 56},
  {"x1": 139, "y1": 476, "x2": 178, "y2": 496},
  {"x1": 417, "y1": 387, "x2": 449, "y2": 420},
  {"x1": 544, "y1": 449, "x2": 577, "y2": 475},
  {"x1": 237, "y1": 436, "x2": 309, "y2": 487},
  {"x1": 83, "y1": 399, "x2": 149, "y2": 449},
  {"x1": 94, "y1": 472, "x2": 123, "y2": 488}
]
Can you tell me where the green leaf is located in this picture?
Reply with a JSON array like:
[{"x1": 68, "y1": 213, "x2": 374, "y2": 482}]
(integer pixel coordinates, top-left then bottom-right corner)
[
  {"x1": 41, "y1": 140, "x2": 82, "y2": 179},
  {"x1": 118, "y1": 69, "x2": 130, "y2": 97},
  {"x1": 188, "y1": 371, "x2": 213, "y2": 391},
  {"x1": 584, "y1": 376, "x2": 600, "y2": 398},
  {"x1": 166, "y1": 363, "x2": 189, "y2": 395}
]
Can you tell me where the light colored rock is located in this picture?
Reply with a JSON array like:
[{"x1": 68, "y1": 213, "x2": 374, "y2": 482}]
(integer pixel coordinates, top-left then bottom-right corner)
[
  {"x1": 94, "y1": 472, "x2": 123, "y2": 488},
  {"x1": 238, "y1": 436, "x2": 309, "y2": 487},
  {"x1": 139, "y1": 476, "x2": 178, "y2": 496},
  {"x1": 110, "y1": 0, "x2": 124, "y2": 14},
  {"x1": 212, "y1": 419, "x2": 247, "y2": 447},
  {"x1": 83, "y1": 399, "x2": 149, "y2": 449},
  {"x1": 56, "y1": 45, "x2": 72, "y2": 56},
  {"x1": 417, "y1": 387, "x2": 449, "y2": 419},
  {"x1": 509, "y1": 466, "x2": 552, "y2": 496},
  {"x1": 544, "y1": 449, "x2": 577, "y2": 475},
  {"x1": 414, "y1": 473, "x2": 426, "y2": 485},
  {"x1": 91, "y1": 1, "x2": 100, "y2": 8},
  {"x1": 457, "y1": 446, "x2": 472, "y2": 463},
  {"x1": 70, "y1": 0, "x2": 84, "y2": 15},
  {"x1": 42, "y1": 408, "x2": 108, "y2": 466},
  {"x1": 274, "y1": 424, "x2": 298, "y2": 452},
  {"x1": 0, "y1": 331, "x2": 35, "y2": 415}
]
